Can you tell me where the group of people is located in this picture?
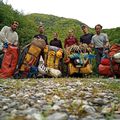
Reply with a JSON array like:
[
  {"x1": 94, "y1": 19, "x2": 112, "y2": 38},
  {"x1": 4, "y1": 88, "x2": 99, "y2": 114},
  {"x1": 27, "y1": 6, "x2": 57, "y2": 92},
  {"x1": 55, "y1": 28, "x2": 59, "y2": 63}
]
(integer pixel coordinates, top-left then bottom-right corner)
[{"x1": 0, "y1": 21, "x2": 110, "y2": 76}]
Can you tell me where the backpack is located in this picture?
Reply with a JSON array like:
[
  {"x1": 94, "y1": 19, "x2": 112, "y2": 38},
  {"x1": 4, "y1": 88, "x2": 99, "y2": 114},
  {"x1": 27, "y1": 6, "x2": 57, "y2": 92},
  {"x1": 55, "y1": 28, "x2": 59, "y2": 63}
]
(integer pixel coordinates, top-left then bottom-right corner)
[
  {"x1": 65, "y1": 44, "x2": 94, "y2": 76},
  {"x1": 98, "y1": 44, "x2": 120, "y2": 78},
  {"x1": 98, "y1": 64, "x2": 113, "y2": 77},
  {"x1": 109, "y1": 44, "x2": 120, "y2": 57},
  {"x1": 44, "y1": 45, "x2": 63, "y2": 70},
  {"x1": 99, "y1": 63, "x2": 120, "y2": 77},
  {"x1": 0, "y1": 45, "x2": 19, "y2": 78},
  {"x1": 14, "y1": 38, "x2": 46, "y2": 78}
]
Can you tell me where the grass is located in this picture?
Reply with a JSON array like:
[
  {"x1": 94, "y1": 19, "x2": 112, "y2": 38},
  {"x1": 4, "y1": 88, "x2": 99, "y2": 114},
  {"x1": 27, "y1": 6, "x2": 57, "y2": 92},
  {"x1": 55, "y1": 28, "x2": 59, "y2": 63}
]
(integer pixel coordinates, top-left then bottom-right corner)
[{"x1": 102, "y1": 80, "x2": 120, "y2": 99}]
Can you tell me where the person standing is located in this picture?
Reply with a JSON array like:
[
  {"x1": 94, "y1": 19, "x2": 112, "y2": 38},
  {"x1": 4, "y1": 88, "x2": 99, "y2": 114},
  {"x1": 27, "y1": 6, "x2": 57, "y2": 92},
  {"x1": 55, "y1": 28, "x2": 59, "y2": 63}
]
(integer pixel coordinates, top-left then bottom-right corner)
[
  {"x1": 91, "y1": 24, "x2": 110, "y2": 73},
  {"x1": 34, "y1": 23, "x2": 48, "y2": 45},
  {"x1": 50, "y1": 32, "x2": 62, "y2": 48},
  {"x1": 80, "y1": 24, "x2": 94, "y2": 45},
  {"x1": 0, "y1": 21, "x2": 19, "y2": 66},
  {"x1": 0, "y1": 21, "x2": 19, "y2": 49},
  {"x1": 64, "y1": 29, "x2": 78, "y2": 48},
  {"x1": 34, "y1": 23, "x2": 48, "y2": 68}
]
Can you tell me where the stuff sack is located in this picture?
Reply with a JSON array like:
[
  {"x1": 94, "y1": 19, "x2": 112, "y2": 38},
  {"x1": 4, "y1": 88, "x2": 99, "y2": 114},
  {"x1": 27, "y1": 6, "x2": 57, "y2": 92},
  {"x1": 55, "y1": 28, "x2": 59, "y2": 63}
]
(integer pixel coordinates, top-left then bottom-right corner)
[
  {"x1": 0, "y1": 45, "x2": 19, "y2": 78},
  {"x1": 47, "y1": 67, "x2": 62, "y2": 78},
  {"x1": 101, "y1": 58, "x2": 110, "y2": 65},
  {"x1": 98, "y1": 64, "x2": 113, "y2": 77},
  {"x1": 38, "y1": 58, "x2": 62, "y2": 78},
  {"x1": 98, "y1": 63, "x2": 120, "y2": 77}
]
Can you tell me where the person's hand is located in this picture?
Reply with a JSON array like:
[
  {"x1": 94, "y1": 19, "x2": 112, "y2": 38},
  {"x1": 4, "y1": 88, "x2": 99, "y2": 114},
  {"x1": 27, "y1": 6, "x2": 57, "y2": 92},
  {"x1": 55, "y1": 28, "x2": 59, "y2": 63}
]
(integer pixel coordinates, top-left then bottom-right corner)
[
  {"x1": 13, "y1": 42, "x2": 18, "y2": 46},
  {"x1": 104, "y1": 41, "x2": 110, "y2": 48}
]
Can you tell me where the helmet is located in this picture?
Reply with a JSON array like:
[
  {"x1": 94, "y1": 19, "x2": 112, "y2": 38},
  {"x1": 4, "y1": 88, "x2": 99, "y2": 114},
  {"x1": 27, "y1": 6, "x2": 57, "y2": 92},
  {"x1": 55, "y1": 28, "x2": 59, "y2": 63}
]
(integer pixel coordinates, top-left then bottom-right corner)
[
  {"x1": 74, "y1": 59, "x2": 80, "y2": 65},
  {"x1": 113, "y1": 52, "x2": 120, "y2": 63}
]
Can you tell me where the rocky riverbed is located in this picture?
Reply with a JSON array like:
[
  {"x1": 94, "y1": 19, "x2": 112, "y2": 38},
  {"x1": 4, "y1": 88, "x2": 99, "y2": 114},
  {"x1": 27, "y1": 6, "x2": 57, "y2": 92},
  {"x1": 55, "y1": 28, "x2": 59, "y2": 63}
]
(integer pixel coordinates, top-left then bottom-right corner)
[{"x1": 0, "y1": 78, "x2": 120, "y2": 120}]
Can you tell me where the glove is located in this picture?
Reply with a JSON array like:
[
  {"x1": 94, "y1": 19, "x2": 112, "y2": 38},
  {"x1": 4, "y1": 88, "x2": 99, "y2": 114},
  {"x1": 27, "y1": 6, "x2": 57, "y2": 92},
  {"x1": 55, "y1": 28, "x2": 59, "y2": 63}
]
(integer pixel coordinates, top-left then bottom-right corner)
[{"x1": 4, "y1": 42, "x2": 8, "y2": 48}]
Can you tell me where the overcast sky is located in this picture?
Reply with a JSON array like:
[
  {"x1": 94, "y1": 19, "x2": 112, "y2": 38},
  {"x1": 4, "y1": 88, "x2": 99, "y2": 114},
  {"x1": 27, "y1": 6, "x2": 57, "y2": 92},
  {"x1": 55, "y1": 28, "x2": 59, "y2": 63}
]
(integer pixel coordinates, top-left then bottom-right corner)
[{"x1": 4, "y1": 0, "x2": 120, "y2": 28}]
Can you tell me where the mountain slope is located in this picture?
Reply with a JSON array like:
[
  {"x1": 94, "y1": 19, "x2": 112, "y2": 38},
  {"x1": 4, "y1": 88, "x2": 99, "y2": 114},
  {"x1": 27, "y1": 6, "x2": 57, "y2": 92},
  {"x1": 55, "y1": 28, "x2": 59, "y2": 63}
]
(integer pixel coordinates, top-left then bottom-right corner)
[
  {"x1": 0, "y1": 1, "x2": 120, "y2": 47},
  {"x1": 25, "y1": 13, "x2": 87, "y2": 44}
]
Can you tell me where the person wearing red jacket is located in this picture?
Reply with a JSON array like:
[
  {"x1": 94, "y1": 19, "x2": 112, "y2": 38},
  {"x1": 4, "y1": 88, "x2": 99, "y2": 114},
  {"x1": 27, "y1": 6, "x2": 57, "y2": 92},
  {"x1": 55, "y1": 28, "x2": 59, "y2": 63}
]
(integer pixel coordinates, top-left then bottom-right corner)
[{"x1": 64, "y1": 29, "x2": 78, "y2": 48}]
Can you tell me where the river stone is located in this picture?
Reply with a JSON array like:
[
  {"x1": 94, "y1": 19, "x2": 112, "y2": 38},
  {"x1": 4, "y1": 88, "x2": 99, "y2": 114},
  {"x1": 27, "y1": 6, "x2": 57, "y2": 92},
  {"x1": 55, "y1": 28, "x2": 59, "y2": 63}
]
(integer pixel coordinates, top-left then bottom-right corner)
[
  {"x1": 82, "y1": 105, "x2": 96, "y2": 114},
  {"x1": 47, "y1": 112, "x2": 68, "y2": 120}
]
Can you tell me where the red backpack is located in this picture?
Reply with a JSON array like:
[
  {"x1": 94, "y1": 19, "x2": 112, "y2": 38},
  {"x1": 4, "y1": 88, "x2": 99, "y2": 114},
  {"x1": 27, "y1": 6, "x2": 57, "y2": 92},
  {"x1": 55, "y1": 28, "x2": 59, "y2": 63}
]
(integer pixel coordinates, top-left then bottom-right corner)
[
  {"x1": 109, "y1": 44, "x2": 120, "y2": 57},
  {"x1": 99, "y1": 44, "x2": 120, "y2": 77},
  {"x1": 0, "y1": 45, "x2": 19, "y2": 78}
]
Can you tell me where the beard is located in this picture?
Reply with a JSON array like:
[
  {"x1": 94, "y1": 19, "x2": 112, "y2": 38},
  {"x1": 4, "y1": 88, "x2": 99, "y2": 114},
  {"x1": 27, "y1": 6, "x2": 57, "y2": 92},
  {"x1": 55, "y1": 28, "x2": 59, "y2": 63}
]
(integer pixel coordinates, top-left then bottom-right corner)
[{"x1": 12, "y1": 28, "x2": 16, "y2": 31}]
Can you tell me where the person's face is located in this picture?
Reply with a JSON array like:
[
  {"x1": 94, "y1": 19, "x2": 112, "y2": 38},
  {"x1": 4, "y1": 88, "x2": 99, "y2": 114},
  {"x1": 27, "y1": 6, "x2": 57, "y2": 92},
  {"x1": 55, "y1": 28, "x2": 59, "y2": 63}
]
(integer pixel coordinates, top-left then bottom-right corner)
[
  {"x1": 95, "y1": 26, "x2": 102, "y2": 34},
  {"x1": 68, "y1": 31, "x2": 74, "y2": 37},
  {"x1": 11, "y1": 23, "x2": 18, "y2": 31},
  {"x1": 82, "y1": 27, "x2": 88, "y2": 34},
  {"x1": 39, "y1": 26, "x2": 44, "y2": 33},
  {"x1": 53, "y1": 33, "x2": 58, "y2": 38}
]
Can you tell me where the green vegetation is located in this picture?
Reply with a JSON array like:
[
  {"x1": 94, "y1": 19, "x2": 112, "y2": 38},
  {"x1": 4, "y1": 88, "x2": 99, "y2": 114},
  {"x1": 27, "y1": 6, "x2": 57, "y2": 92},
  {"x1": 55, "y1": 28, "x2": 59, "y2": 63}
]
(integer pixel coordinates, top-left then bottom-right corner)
[
  {"x1": 103, "y1": 80, "x2": 120, "y2": 99},
  {"x1": 103, "y1": 28, "x2": 120, "y2": 44},
  {"x1": 26, "y1": 13, "x2": 84, "y2": 45},
  {"x1": 0, "y1": 1, "x2": 37, "y2": 47},
  {"x1": 0, "y1": 1, "x2": 120, "y2": 48}
]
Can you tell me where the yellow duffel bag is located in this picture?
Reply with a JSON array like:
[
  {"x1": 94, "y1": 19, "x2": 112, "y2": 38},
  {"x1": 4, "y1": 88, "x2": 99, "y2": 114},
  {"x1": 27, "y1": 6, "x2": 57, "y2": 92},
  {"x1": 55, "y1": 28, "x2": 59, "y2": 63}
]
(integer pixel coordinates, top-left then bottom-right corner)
[
  {"x1": 44, "y1": 45, "x2": 63, "y2": 70},
  {"x1": 68, "y1": 63, "x2": 79, "y2": 75},
  {"x1": 80, "y1": 64, "x2": 92, "y2": 74}
]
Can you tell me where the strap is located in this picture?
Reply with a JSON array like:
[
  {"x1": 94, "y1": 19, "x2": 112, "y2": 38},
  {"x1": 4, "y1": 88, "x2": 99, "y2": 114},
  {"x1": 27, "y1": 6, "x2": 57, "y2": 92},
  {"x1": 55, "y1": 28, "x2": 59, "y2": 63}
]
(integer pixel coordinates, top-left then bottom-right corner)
[{"x1": 109, "y1": 57, "x2": 115, "y2": 77}]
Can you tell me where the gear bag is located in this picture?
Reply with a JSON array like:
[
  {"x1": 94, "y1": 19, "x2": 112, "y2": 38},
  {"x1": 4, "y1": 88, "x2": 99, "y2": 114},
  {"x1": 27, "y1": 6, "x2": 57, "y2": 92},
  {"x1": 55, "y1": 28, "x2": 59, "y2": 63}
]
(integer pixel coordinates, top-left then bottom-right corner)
[
  {"x1": 44, "y1": 45, "x2": 63, "y2": 70},
  {"x1": 14, "y1": 38, "x2": 46, "y2": 78},
  {"x1": 0, "y1": 45, "x2": 19, "y2": 78}
]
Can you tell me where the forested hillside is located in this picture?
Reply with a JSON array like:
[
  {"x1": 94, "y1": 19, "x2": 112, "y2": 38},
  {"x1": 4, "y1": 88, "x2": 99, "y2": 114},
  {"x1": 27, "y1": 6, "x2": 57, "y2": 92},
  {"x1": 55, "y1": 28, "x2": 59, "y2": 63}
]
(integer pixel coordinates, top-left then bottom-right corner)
[
  {"x1": 0, "y1": 1, "x2": 120, "y2": 47},
  {"x1": 103, "y1": 28, "x2": 120, "y2": 44},
  {"x1": 0, "y1": 1, "x2": 37, "y2": 46},
  {"x1": 25, "y1": 13, "x2": 86, "y2": 44}
]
